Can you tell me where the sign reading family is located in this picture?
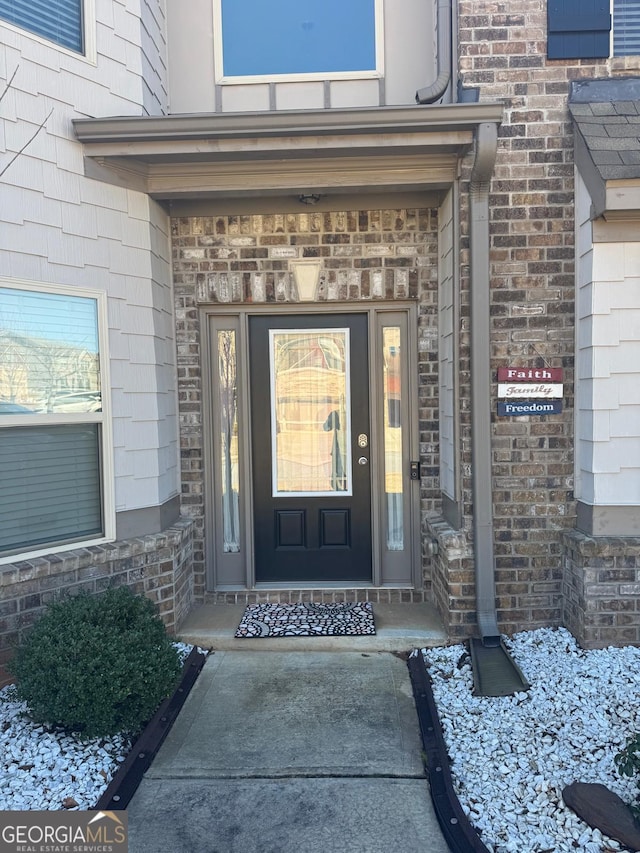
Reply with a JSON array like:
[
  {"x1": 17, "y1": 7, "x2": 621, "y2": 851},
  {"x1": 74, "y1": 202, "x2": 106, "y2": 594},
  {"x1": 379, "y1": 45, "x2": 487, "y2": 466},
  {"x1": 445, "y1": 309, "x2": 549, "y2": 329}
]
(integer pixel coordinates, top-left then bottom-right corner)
[{"x1": 497, "y1": 365, "x2": 563, "y2": 417}]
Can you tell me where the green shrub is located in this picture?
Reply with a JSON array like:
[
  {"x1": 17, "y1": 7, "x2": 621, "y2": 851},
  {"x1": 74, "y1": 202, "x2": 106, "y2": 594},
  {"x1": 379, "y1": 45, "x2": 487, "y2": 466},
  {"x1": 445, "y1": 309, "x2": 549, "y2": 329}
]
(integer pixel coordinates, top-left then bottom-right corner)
[
  {"x1": 9, "y1": 586, "x2": 182, "y2": 738},
  {"x1": 615, "y1": 733, "x2": 640, "y2": 820}
]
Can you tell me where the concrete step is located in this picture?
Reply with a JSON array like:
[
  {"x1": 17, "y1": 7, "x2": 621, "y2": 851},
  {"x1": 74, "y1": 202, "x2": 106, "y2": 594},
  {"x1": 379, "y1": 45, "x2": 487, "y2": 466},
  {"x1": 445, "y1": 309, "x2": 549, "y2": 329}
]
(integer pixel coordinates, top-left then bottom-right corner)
[{"x1": 177, "y1": 601, "x2": 448, "y2": 652}]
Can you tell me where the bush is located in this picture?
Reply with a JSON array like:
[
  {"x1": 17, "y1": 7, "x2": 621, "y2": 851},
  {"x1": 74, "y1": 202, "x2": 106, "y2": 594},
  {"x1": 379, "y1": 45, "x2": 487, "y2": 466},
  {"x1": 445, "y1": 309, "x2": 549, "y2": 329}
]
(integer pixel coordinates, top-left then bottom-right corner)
[
  {"x1": 9, "y1": 586, "x2": 182, "y2": 738},
  {"x1": 615, "y1": 733, "x2": 640, "y2": 820}
]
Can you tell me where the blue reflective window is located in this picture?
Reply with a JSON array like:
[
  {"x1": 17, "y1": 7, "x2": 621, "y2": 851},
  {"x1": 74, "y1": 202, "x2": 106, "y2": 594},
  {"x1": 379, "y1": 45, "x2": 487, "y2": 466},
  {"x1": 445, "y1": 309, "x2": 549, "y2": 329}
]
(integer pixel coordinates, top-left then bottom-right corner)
[
  {"x1": 220, "y1": 0, "x2": 377, "y2": 78},
  {"x1": 0, "y1": 0, "x2": 83, "y2": 53}
]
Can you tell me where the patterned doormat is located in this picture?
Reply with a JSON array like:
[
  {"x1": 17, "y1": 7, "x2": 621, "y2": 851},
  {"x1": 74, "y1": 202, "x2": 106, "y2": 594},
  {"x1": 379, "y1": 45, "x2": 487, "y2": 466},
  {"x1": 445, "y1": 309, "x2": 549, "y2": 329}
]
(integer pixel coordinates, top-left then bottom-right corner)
[{"x1": 234, "y1": 602, "x2": 376, "y2": 638}]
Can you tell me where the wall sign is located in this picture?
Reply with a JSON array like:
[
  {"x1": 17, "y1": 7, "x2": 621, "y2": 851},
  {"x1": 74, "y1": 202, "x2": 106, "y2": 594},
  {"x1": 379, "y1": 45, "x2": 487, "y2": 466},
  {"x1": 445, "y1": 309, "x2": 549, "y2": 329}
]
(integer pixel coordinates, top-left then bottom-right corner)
[
  {"x1": 497, "y1": 367, "x2": 563, "y2": 383},
  {"x1": 497, "y1": 365, "x2": 563, "y2": 416},
  {"x1": 498, "y1": 400, "x2": 563, "y2": 416},
  {"x1": 498, "y1": 383, "x2": 563, "y2": 399}
]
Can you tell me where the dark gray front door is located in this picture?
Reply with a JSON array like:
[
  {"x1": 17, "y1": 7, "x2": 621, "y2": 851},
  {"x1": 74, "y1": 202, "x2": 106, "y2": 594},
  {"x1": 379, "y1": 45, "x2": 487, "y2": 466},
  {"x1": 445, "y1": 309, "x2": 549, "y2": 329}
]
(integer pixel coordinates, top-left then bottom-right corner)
[{"x1": 249, "y1": 314, "x2": 372, "y2": 583}]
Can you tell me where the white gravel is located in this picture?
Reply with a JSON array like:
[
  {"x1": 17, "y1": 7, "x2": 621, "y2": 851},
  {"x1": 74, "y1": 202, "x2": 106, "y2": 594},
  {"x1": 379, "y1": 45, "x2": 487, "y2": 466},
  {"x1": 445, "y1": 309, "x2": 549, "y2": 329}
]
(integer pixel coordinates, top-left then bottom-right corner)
[
  {"x1": 0, "y1": 641, "x2": 203, "y2": 811},
  {"x1": 422, "y1": 627, "x2": 640, "y2": 853},
  {"x1": 3, "y1": 625, "x2": 639, "y2": 848}
]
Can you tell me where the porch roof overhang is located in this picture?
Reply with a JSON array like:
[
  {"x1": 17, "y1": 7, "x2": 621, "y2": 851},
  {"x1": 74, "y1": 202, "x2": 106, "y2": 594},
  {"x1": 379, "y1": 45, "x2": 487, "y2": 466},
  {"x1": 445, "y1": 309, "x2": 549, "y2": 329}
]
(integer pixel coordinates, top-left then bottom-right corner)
[{"x1": 72, "y1": 103, "x2": 504, "y2": 204}]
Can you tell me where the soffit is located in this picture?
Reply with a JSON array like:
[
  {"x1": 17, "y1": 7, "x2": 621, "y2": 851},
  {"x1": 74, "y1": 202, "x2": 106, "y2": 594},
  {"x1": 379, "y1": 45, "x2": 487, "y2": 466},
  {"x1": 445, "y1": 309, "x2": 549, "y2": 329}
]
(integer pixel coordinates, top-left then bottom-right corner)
[{"x1": 73, "y1": 103, "x2": 503, "y2": 202}]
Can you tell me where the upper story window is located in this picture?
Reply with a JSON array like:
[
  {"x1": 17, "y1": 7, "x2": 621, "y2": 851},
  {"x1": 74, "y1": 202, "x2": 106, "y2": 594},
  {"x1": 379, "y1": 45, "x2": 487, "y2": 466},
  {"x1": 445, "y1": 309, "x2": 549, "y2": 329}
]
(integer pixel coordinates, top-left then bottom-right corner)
[
  {"x1": 0, "y1": 0, "x2": 84, "y2": 53},
  {"x1": 547, "y1": 0, "x2": 640, "y2": 59},
  {"x1": 214, "y1": 0, "x2": 383, "y2": 82},
  {"x1": 0, "y1": 280, "x2": 113, "y2": 562}
]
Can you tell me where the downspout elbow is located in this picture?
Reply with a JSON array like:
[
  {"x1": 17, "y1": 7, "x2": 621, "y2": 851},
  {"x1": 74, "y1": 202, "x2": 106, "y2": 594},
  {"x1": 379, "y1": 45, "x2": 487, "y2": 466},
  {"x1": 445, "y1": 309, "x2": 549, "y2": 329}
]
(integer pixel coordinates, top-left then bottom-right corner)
[
  {"x1": 416, "y1": 71, "x2": 450, "y2": 105},
  {"x1": 415, "y1": 0, "x2": 452, "y2": 104}
]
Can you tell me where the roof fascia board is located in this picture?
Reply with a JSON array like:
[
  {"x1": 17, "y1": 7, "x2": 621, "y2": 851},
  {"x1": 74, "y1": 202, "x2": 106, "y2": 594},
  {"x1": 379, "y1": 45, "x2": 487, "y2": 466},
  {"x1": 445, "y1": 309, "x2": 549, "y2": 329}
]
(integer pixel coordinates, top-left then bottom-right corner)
[
  {"x1": 79, "y1": 129, "x2": 474, "y2": 162},
  {"x1": 572, "y1": 125, "x2": 607, "y2": 219},
  {"x1": 73, "y1": 103, "x2": 503, "y2": 144}
]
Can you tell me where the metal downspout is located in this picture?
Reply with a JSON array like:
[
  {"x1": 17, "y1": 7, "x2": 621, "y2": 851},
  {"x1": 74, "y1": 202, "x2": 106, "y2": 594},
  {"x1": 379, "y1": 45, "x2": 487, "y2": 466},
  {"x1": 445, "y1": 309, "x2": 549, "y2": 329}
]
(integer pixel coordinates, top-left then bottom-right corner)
[
  {"x1": 469, "y1": 122, "x2": 500, "y2": 643},
  {"x1": 415, "y1": 0, "x2": 452, "y2": 104}
]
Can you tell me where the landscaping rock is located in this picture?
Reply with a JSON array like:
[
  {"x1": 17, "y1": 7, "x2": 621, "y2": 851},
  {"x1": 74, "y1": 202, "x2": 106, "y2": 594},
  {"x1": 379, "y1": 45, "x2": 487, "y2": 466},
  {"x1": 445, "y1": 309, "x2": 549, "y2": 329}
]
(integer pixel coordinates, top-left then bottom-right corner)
[{"x1": 562, "y1": 782, "x2": 640, "y2": 851}]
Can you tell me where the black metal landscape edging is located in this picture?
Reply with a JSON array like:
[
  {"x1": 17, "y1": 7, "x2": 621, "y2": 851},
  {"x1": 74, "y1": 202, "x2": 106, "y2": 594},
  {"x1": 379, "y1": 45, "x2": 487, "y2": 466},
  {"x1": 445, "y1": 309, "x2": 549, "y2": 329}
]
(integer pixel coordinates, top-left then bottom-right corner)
[
  {"x1": 95, "y1": 647, "x2": 208, "y2": 811},
  {"x1": 407, "y1": 652, "x2": 491, "y2": 853}
]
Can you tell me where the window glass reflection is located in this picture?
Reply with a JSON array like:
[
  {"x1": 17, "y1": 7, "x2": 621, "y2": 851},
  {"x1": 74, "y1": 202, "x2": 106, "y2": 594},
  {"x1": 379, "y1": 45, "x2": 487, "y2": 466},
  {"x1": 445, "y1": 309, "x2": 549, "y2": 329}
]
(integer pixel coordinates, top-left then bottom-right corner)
[
  {"x1": 0, "y1": 287, "x2": 101, "y2": 414},
  {"x1": 271, "y1": 330, "x2": 350, "y2": 495},
  {"x1": 218, "y1": 330, "x2": 240, "y2": 553},
  {"x1": 383, "y1": 327, "x2": 403, "y2": 550}
]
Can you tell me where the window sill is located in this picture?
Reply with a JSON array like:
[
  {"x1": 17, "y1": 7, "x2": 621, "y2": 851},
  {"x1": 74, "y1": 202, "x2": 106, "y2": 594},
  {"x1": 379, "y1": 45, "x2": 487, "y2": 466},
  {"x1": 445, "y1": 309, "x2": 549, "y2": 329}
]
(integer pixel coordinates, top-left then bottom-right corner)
[{"x1": 611, "y1": 56, "x2": 640, "y2": 72}]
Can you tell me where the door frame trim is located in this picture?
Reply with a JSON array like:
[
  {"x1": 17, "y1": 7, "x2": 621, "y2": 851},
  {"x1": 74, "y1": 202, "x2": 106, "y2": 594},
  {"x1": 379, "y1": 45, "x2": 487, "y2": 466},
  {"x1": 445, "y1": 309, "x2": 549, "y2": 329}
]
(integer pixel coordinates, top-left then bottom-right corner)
[{"x1": 202, "y1": 301, "x2": 421, "y2": 591}]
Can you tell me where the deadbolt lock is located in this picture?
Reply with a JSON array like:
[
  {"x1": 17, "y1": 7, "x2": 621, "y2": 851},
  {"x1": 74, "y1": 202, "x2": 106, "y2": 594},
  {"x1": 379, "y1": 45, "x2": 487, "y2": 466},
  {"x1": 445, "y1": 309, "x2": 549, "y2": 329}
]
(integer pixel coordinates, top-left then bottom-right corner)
[{"x1": 358, "y1": 434, "x2": 368, "y2": 448}]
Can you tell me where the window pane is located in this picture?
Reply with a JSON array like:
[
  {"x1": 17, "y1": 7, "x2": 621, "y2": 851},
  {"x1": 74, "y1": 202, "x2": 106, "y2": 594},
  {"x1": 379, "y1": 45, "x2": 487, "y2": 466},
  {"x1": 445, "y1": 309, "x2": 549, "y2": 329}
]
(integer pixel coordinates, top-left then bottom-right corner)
[
  {"x1": 0, "y1": 0, "x2": 83, "y2": 52},
  {"x1": 0, "y1": 287, "x2": 101, "y2": 414},
  {"x1": 220, "y1": 0, "x2": 376, "y2": 77},
  {"x1": 383, "y1": 327, "x2": 403, "y2": 551},
  {"x1": 218, "y1": 331, "x2": 240, "y2": 553},
  {"x1": 271, "y1": 329, "x2": 350, "y2": 495},
  {"x1": 0, "y1": 424, "x2": 102, "y2": 554},
  {"x1": 614, "y1": 0, "x2": 640, "y2": 55}
]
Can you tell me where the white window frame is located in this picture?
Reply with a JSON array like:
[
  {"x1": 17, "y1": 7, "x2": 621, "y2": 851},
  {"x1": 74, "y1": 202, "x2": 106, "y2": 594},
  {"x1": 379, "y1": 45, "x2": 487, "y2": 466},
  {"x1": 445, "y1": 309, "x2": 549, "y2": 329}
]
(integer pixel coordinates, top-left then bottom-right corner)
[
  {"x1": 0, "y1": 277, "x2": 114, "y2": 565},
  {"x1": 212, "y1": 0, "x2": 384, "y2": 84},
  {"x1": 0, "y1": 0, "x2": 97, "y2": 65}
]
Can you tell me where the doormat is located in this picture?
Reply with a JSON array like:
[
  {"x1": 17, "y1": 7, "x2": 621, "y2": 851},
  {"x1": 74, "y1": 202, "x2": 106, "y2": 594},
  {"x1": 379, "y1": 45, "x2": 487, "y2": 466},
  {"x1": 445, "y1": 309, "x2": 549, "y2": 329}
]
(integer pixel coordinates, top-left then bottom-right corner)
[{"x1": 234, "y1": 602, "x2": 376, "y2": 638}]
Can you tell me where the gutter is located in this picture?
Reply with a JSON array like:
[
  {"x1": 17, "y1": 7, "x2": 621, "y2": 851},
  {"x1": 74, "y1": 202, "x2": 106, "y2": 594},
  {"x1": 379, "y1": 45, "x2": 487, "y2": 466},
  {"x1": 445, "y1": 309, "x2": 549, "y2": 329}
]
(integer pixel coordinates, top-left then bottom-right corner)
[
  {"x1": 416, "y1": 0, "x2": 452, "y2": 104},
  {"x1": 73, "y1": 102, "x2": 503, "y2": 144},
  {"x1": 469, "y1": 121, "x2": 500, "y2": 643}
]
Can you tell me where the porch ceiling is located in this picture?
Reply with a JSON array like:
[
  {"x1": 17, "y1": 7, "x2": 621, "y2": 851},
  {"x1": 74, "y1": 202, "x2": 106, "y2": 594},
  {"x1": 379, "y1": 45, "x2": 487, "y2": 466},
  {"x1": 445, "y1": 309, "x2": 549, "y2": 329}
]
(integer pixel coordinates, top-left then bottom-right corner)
[{"x1": 73, "y1": 102, "x2": 503, "y2": 202}]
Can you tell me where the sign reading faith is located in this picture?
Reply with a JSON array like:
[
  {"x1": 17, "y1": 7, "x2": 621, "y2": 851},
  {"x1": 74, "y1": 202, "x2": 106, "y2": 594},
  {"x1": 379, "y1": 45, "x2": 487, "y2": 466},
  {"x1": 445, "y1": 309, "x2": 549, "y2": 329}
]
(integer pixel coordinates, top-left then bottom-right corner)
[
  {"x1": 497, "y1": 366, "x2": 563, "y2": 383},
  {"x1": 498, "y1": 383, "x2": 563, "y2": 399},
  {"x1": 498, "y1": 400, "x2": 563, "y2": 416}
]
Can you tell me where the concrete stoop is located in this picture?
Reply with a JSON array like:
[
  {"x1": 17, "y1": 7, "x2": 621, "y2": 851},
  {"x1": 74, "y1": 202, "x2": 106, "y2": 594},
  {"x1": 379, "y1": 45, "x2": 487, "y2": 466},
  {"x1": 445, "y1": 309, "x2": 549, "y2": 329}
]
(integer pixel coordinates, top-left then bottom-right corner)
[{"x1": 177, "y1": 601, "x2": 447, "y2": 652}]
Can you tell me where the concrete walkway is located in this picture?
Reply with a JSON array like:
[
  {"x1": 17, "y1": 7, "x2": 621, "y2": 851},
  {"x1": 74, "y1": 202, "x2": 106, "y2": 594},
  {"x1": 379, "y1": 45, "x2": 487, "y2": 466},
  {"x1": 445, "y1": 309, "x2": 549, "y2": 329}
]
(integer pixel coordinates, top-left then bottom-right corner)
[{"x1": 127, "y1": 650, "x2": 451, "y2": 853}]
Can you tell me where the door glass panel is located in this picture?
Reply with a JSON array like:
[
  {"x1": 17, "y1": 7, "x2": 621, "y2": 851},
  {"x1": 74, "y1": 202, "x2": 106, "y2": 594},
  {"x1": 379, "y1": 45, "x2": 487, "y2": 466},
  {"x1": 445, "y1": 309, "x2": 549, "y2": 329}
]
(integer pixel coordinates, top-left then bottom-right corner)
[
  {"x1": 383, "y1": 327, "x2": 403, "y2": 550},
  {"x1": 218, "y1": 330, "x2": 240, "y2": 552},
  {"x1": 270, "y1": 328, "x2": 351, "y2": 496}
]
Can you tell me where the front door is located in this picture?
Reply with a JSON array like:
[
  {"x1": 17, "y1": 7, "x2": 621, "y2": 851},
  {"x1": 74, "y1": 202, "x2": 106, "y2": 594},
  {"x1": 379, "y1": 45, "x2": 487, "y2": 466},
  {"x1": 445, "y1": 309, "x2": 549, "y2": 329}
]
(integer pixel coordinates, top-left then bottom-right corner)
[{"x1": 249, "y1": 314, "x2": 372, "y2": 583}]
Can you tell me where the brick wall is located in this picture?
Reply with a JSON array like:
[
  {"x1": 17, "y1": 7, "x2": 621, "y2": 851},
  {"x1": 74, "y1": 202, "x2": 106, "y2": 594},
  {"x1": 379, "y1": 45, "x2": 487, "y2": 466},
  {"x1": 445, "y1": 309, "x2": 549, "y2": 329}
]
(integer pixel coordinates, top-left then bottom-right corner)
[
  {"x1": 425, "y1": 512, "x2": 475, "y2": 639},
  {"x1": 562, "y1": 531, "x2": 640, "y2": 648},
  {"x1": 453, "y1": 1, "x2": 614, "y2": 635},
  {"x1": 0, "y1": 520, "x2": 194, "y2": 662},
  {"x1": 171, "y1": 208, "x2": 440, "y2": 601}
]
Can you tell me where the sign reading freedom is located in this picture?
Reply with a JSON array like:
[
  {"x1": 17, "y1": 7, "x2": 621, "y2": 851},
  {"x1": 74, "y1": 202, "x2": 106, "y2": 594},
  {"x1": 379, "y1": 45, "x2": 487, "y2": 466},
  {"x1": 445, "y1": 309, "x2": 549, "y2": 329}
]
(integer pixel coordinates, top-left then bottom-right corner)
[{"x1": 497, "y1": 400, "x2": 563, "y2": 416}]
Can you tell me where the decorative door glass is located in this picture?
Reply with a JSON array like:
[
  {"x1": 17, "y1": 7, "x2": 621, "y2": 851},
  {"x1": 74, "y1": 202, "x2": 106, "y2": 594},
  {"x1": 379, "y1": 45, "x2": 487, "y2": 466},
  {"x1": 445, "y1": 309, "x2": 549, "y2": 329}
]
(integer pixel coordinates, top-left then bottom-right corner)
[
  {"x1": 383, "y1": 326, "x2": 403, "y2": 550},
  {"x1": 217, "y1": 330, "x2": 240, "y2": 552},
  {"x1": 269, "y1": 329, "x2": 351, "y2": 496}
]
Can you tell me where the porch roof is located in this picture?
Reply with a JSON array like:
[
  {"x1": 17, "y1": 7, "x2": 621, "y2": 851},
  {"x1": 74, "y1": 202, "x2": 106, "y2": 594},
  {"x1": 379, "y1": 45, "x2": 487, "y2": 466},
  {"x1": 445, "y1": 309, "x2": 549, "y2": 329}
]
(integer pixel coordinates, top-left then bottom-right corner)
[{"x1": 72, "y1": 102, "x2": 503, "y2": 205}]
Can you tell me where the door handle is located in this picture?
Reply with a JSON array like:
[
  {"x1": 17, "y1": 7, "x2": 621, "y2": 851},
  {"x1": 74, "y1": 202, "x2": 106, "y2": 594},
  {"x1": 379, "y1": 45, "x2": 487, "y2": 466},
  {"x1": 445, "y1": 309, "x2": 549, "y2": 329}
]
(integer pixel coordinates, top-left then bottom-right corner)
[{"x1": 358, "y1": 456, "x2": 368, "y2": 466}]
